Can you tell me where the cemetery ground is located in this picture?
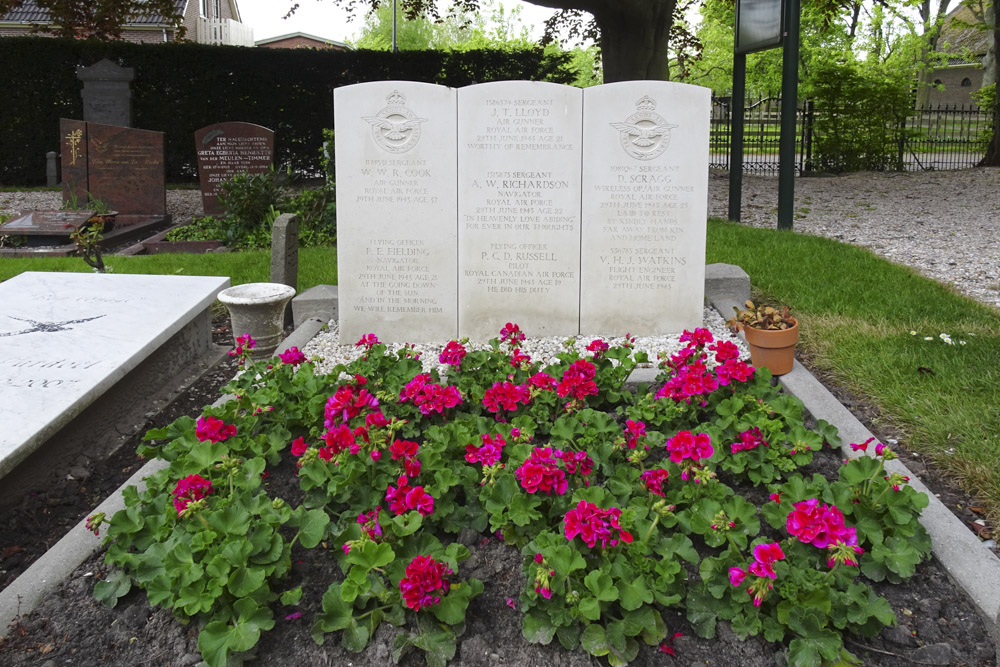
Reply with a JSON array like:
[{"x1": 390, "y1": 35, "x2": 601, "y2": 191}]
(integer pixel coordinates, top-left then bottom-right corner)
[{"x1": 1, "y1": 169, "x2": 999, "y2": 665}]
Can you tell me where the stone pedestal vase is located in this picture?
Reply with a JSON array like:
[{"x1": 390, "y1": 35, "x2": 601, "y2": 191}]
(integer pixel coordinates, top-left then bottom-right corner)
[
  {"x1": 743, "y1": 318, "x2": 799, "y2": 376},
  {"x1": 217, "y1": 283, "x2": 296, "y2": 359}
]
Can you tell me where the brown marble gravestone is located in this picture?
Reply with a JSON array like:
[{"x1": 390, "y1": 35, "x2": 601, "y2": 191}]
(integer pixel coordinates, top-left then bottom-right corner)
[
  {"x1": 59, "y1": 119, "x2": 166, "y2": 216},
  {"x1": 194, "y1": 122, "x2": 275, "y2": 215}
]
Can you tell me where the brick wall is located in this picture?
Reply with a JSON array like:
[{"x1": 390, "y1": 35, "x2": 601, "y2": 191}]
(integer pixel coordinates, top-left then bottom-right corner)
[
  {"x1": 258, "y1": 35, "x2": 347, "y2": 50},
  {"x1": 0, "y1": 26, "x2": 176, "y2": 42},
  {"x1": 928, "y1": 65, "x2": 985, "y2": 107}
]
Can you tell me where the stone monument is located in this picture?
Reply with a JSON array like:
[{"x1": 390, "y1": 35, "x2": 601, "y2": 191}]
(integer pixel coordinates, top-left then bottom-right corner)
[
  {"x1": 194, "y1": 122, "x2": 275, "y2": 215},
  {"x1": 335, "y1": 80, "x2": 710, "y2": 342},
  {"x1": 335, "y1": 82, "x2": 458, "y2": 343},
  {"x1": 77, "y1": 59, "x2": 134, "y2": 128}
]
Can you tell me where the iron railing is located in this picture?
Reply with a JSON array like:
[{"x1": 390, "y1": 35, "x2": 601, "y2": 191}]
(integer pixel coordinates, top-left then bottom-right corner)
[{"x1": 710, "y1": 98, "x2": 991, "y2": 175}]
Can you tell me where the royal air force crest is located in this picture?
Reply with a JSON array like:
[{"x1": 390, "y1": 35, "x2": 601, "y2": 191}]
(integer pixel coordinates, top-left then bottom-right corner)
[
  {"x1": 610, "y1": 96, "x2": 678, "y2": 161},
  {"x1": 363, "y1": 90, "x2": 428, "y2": 154}
]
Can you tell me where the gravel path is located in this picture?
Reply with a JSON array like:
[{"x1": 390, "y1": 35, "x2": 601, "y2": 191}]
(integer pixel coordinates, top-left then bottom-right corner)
[{"x1": 3, "y1": 168, "x2": 998, "y2": 308}]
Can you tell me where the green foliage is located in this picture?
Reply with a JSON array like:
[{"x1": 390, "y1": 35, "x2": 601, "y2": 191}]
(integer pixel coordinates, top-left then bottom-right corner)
[
  {"x1": 972, "y1": 83, "x2": 996, "y2": 152},
  {"x1": 98, "y1": 324, "x2": 933, "y2": 665},
  {"x1": 0, "y1": 37, "x2": 576, "y2": 186},
  {"x1": 806, "y1": 60, "x2": 913, "y2": 173}
]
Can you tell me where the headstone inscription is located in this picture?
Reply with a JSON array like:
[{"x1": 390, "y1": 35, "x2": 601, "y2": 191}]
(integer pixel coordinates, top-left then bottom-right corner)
[
  {"x1": 194, "y1": 122, "x2": 275, "y2": 215},
  {"x1": 76, "y1": 59, "x2": 134, "y2": 128},
  {"x1": 335, "y1": 80, "x2": 710, "y2": 342},
  {"x1": 59, "y1": 119, "x2": 166, "y2": 216},
  {"x1": 334, "y1": 82, "x2": 458, "y2": 343},
  {"x1": 457, "y1": 81, "x2": 583, "y2": 339},
  {"x1": 0, "y1": 272, "x2": 230, "y2": 480},
  {"x1": 580, "y1": 82, "x2": 710, "y2": 334}
]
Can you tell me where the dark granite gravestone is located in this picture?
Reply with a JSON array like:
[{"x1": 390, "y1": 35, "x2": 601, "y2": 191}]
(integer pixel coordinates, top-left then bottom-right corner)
[
  {"x1": 77, "y1": 59, "x2": 134, "y2": 128},
  {"x1": 194, "y1": 122, "x2": 275, "y2": 215},
  {"x1": 86, "y1": 123, "x2": 166, "y2": 215}
]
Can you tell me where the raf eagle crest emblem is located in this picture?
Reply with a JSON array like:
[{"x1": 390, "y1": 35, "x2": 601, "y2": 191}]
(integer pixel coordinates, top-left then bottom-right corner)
[
  {"x1": 363, "y1": 90, "x2": 428, "y2": 154},
  {"x1": 610, "y1": 95, "x2": 677, "y2": 161}
]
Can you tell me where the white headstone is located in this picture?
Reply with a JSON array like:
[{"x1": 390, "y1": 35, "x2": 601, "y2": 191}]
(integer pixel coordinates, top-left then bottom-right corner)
[
  {"x1": 457, "y1": 81, "x2": 583, "y2": 339},
  {"x1": 335, "y1": 82, "x2": 458, "y2": 343},
  {"x1": 579, "y1": 81, "x2": 710, "y2": 335},
  {"x1": 0, "y1": 272, "x2": 229, "y2": 478}
]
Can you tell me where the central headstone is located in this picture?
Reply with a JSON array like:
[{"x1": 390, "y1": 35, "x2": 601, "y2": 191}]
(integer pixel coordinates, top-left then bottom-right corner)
[
  {"x1": 457, "y1": 81, "x2": 582, "y2": 339},
  {"x1": 194, "y1": 122, "x2": 275, "y2": 215},
  {"x1": 334, "y1": 80, "x2": 710, "y2": 342}
]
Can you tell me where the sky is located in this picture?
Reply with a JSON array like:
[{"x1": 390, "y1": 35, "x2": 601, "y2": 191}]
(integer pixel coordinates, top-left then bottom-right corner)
[{"x1": 237, "y1": 0, "x2": 559, "y2": 44}]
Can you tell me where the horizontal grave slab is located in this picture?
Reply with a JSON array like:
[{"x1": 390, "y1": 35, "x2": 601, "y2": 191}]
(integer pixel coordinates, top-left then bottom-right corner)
[
  {"x1": 335, "y1": 80, "x2": 710, "y2": 342},
  {"x1": 0, "y1": 272, "x2": 230, "y2": 480}
]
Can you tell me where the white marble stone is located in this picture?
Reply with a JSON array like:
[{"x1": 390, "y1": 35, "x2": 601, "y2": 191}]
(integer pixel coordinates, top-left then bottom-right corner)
[
  {"x1": 457, "y1": 81, "x2": 583, "y2": 339},
  {"x1": 0, "y1": 272, "x2": 230, "y2": 477},
  {"x1": 580, "y1": 81, "x2": 710, "y2": 335},
  {"x1": 335, "y1": 82, "x2": 458, "y2": 343}
]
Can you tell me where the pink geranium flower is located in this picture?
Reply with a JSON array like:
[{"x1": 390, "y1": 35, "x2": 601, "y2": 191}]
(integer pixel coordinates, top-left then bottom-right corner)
[
  {"x1": 564, "y1": 500, "x2": 632, "y2": 549},
  {"x1": 515, "y1": 447, "x2": 567, "y2": 495},
  {"x1": 439, "y1": 341, "x2": 467, "y2": 366},
  {"x1": 399, "y1": 555, "x2": 452, "y2": 611},
  {"x1": 665, "y1": 430, "x2": 714, "y2": 463},
  {"x1": 171, "y1": 474, "x2": 212, "y2": 515},
  {"x1": 196, "y1": 415, "x2": 236, "y2": 443},
  {"x1": 278, "y1": 346, "x2": 306, "y2": 365}
]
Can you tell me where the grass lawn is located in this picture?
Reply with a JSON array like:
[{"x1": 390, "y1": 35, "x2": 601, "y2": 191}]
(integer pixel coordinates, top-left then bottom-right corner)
[
  {"x1": 707, "y1": 218, "x2": 1000, "y2": 523},
  {"x1": 3, "y1": 221, "x2": 998, "y2": 523}
]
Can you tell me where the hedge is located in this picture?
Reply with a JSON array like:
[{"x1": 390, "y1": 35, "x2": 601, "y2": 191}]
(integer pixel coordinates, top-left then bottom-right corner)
[{"x1": 0, "y1": 37, "x2": 575, "y2": 185}]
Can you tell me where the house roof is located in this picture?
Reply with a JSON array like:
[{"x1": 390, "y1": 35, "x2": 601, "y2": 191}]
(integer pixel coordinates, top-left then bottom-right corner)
[
  {"x1": 938, "y1": 4, "x2": 991, "y2": 58},
  {"x1": 1, "y1": 0, "x2": 187, "y2": 26},
  {"x1": 255, "y1": 31, "x2": 352, "y2": 49}
]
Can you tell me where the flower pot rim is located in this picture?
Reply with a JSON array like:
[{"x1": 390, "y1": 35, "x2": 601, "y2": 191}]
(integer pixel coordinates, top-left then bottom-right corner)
[{"x1": 218, "y1": 282, "x2": 296, "y2": 305}]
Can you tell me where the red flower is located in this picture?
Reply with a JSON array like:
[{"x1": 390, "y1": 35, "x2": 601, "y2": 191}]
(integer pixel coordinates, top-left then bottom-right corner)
[
  {"x1": 171, "y1": 474, "x2": 212, "y2": 515},
  {"x1": 563, "y1": 500, "x2": 630, "y2": 549},
  {"x1": 665, "y1": 430, "x2": 714, "y2": 463},
  {"x1": 556, "y1": 360, "x2": 598, "y2": 401},
  {"x1": 786, "y1": 498, "x2": 856, "y2": 549},
  {"x1": 439, "y1": 340, "x2": 467, "y2": 366},
  {"x1": 195, "y1": 415, "x2": 236, "y2": 443},
  {"x1": 399, "y1": 555, "x2": 452, "y2": 611},
  {"x1": 516, "y1": 447, "x2": 568, "y2": 495},
  {"x1": 290, "y1": 436, "x2": 309, "y2": 457},
  {"x1": 278, "y1": 346, "x2": 307, "y2": 365},
  {"x1": 623, "y1": 419, "x2": 647, "y2": 449},
  {"x1": 482, "y1": 381, "x2": 531, "y2": 414},
  {"x1": 640, "y1": 468, "x2": 670, "y2": 497},
  {"x1": 465, "y1": 433, "x2": 507, "y2": 466}
]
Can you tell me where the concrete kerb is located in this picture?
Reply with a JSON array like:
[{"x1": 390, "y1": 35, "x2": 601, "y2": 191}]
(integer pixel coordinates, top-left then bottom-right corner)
[
  {"x1": 4, "y1": 270, "x2": 999, "y2": 654},
  {"x1": 0, "y1": 316, "x2": 329, "y2": 637}
]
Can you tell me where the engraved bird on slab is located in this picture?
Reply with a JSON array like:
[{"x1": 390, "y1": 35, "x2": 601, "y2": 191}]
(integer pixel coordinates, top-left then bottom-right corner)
[
  {"x1": 0, "y1": 315, "x2": 105, "y2": 337},
  {"x1": 610, "y1": 120, "x2": 678, "y2": 147},
  {"x1": 362, "y1": 115, "x2": 428, "y2": 141}
]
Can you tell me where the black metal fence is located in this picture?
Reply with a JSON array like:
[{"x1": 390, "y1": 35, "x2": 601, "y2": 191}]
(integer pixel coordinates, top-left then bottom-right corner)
[{"x1": 710, "y1": 97, "x2": 991, "y2": 174}]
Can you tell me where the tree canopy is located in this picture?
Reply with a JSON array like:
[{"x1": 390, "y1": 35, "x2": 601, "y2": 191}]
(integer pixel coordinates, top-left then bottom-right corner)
[{"x1": 0, "y1": 0, "x2": 185, "y2": 40}]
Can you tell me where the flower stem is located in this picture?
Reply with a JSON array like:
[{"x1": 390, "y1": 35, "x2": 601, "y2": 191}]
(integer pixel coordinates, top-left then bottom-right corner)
[{"x1": 643, "y1": 516, "x2": 661, "y2": 543}]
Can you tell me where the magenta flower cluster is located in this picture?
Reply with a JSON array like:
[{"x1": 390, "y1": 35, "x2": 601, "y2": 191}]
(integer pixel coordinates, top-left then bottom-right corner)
[
  {"x1": 399, "y1": 555, "x2": 452, "y2": 611},
  {"x1": 655, "y1": 328, "x2": 754, "y2": 403},
  {"x1": 385, "y1": 475, "x2": 435, "y2": 516},
  {"x1": 731, "y1": 427, "x2": 768, "y2": 454},
  {"x1": 400, "y1": 374, "x2": 463, "y2": 416},
  {"x1": 438, "y1": 340, "x2": 467, "y2": 366},
  {"x1": 640, "y1": 468, "x2": 670, "y2": 497},
  {"x1": 563, "y1": 500, "x2": 633, "y2": 549},
  {"x1": 665, "y1": 430, "x2": 714, "y2": 464},
  {"x1": 389, "y1": 439, "x2": 422, "y2": 477},
  {"x1": 482, "y1": 381, "x2": 531, "y2": 415},
  {"x1": 465, "y1": 433, "x2": 507, "y2": 466},
  {"x1": 728, "y1": 542, "x2": 786, "y2": 607},
  {"x1": 515, "y1": 447, "x2": 569, "y2": 495},
  {"x1": 195, "y1": 415, "x2": 237, "y2": 443},
  {"x1": 786, "y1": 498, "x2": 858, "y2": 550},
  {"x1": 556, "y1": 360, "x2": 599, "y2": 402},
  {"x1": 171, "y1": 474, "x2": 212, "y2": 516}
]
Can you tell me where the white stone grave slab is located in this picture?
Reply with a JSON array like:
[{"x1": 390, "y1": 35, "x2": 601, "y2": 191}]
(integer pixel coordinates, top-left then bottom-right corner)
[
  {"x1": 580, "y1": 81, "x2": 710, "y2": 335},
  {"x1": 457, "y1": 81, "x2": 583, "y2": 339},
  {"x1": 335, "y1": 82, "x2": 458, "y2": 343},
  {"x1": 0, "y1": 272, "x2": 229, "y2": 478}
]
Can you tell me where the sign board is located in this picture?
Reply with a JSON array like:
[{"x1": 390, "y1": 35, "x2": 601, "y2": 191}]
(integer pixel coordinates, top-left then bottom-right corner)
[{"x1": 735, "y1": 0, "x2": 784, "y2": 54}]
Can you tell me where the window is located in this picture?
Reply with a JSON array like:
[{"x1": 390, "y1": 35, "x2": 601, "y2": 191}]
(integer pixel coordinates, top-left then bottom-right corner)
[
  {"x1": 200, "y1": 0, "x2": 208, "y2": 16},
  {"x1": 961, "y1": 77, "x2": 972, "y2": 87},
  {"x1": 214, "y1": 0, "x2": 221, "y2": 18}
]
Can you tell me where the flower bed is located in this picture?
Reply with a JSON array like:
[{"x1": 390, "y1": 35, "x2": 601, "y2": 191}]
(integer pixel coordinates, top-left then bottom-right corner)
[{"x1": 89, "y1": 326, "x2": 932, "y2": 667}]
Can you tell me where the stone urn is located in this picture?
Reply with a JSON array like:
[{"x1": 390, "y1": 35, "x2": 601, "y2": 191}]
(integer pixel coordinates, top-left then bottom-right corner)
[{"x1": 217, "y1": 282, "x2": 296, "y2": 359}]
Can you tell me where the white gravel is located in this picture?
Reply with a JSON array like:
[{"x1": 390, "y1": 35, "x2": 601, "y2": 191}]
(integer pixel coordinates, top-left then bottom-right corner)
[{"x1": 300, "y1": 305, "x2": 746, "y2": 375}]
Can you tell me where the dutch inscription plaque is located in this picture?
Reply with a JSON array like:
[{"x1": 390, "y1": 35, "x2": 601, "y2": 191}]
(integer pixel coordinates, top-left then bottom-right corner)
[
  {"x1": 335, "y1": 82, "x2": 458, "y2": 343},
  {"x1": 457, "y1": 82, "x2": 583, "y2": 339},
  {"x1": 195, "y1": 122, "x2": 275, "y2": 215},
  {"x1": 579, "y1": 81, "x2": 710, "y2": 335}
]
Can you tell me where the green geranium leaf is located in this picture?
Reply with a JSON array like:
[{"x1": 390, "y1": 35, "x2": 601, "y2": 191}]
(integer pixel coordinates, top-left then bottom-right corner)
[
  {"x1": 584, "y1": 571, "x2": 618, "y2": 602},
  {"x1": 580, "y1": 623, "x2": 610, "y2": 657},
  {"x1": 93, "y1": 570, "x2": 132, "y2": 609},
  {"x1": 686, "y1": 586, "x2": 719, "y2": 638},
  {"x1": 342, "y1": 618, "x2": 371, "y2": 652},
  {"x1": 291, "y1": 507, "x2": 330, "y2": 548},
  {"x1": 547, "y1": 544, "x2": 587, "y2": 575},
  {"x1": 556, "y1": 624, "x2": 581, "y2": 650},
  {"x1": 579, "y1": 596, "x2": 602, "y2": 621},
  {"x1": 411, "y1": 629, "x2": 457, "y2": 667},
  {"x1": 315, "y1": 582, "x2": 353, "y2": 634},
  {"x1": 391, "y1": 511, "x2": 424, "y2": 537},
  {"x1": 280, "y1": 586, "x2": 303, "y2": 606},
  {"x1": 346, "y1": 540, "x2": 395, "y2": 570},
  {"x1": 618, "y1": 578, "x2": 653, "y2": 611},
  {"x1": 228, "y1": 566, "x2": 266, "y2": 598},
  {"x1": 522, "y1": 611, "x2": 557, "y2": 644}
]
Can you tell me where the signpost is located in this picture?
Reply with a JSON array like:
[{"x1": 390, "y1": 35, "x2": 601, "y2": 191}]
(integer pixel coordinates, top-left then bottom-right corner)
[{"x1": 729, "y1": 0, "x2": 799, "y2": 230}]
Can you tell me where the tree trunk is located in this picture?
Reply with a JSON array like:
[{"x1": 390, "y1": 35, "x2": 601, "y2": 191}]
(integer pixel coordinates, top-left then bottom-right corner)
[
  {"x1": 592, "y1": 0, "x2": 675, "y2": 81},
  {"x1": 981, "y1": 1, "x2": 1000, "y2": 166},
  {"x1": 525, "y1": 0, "x2": 676, "y2": 81}
]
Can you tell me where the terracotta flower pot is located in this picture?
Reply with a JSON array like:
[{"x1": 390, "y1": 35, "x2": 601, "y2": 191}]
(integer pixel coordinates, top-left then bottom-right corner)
[{"x1": 743, "y1": 317, "x2": 798, "y2": 376}]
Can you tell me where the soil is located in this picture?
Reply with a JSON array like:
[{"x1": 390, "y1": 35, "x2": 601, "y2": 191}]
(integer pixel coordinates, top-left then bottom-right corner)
[{"x1": 0, "y1": 343, "x2": 997, "y2": 667}]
